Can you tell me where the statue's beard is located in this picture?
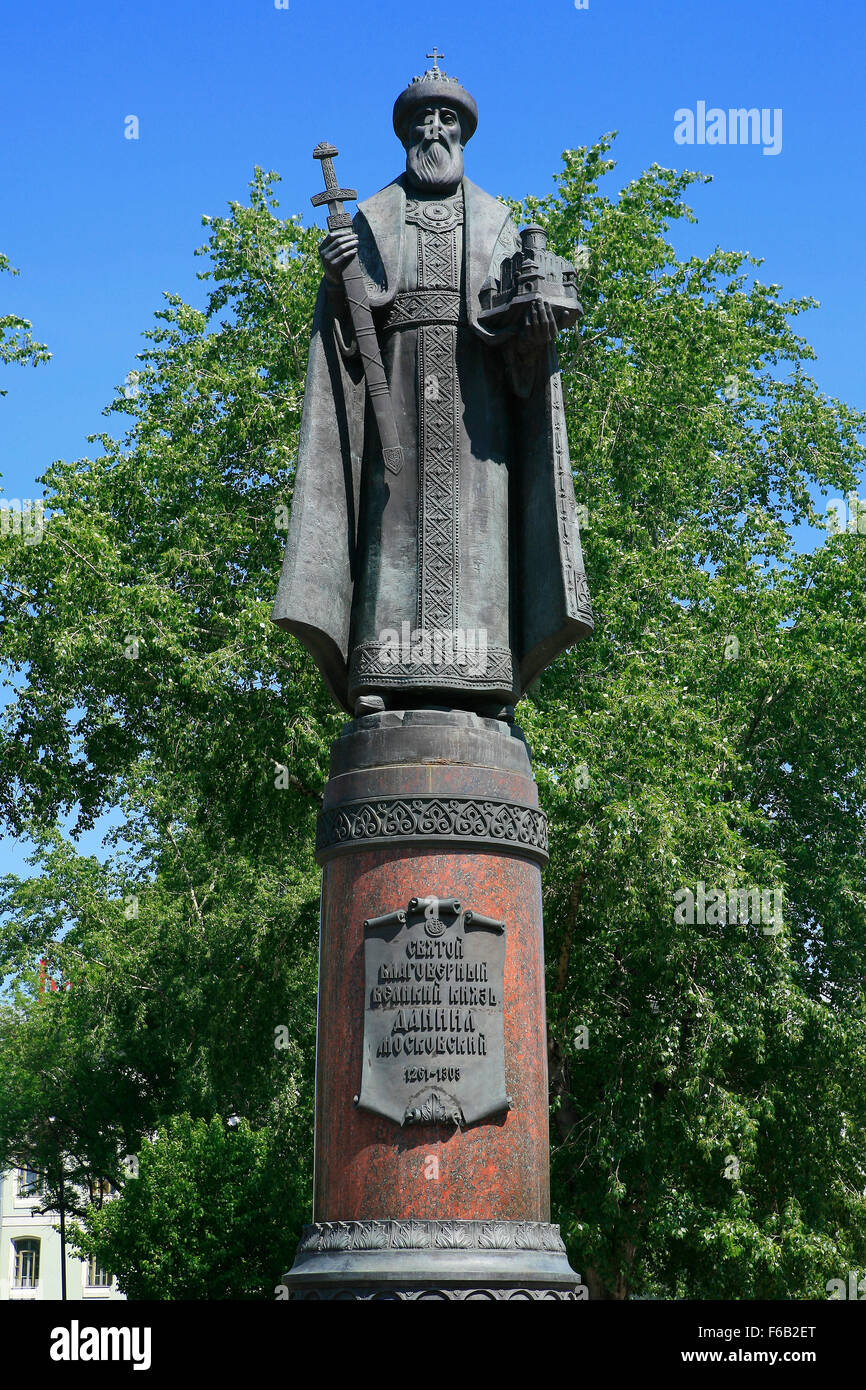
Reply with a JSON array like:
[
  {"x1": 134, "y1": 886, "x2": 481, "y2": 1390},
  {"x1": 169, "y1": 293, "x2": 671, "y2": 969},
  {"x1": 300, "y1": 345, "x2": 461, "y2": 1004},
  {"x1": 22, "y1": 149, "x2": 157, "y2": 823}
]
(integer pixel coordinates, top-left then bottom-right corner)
[{"x1": 406, "y1": 139, "x2": 464, "y2": 192}]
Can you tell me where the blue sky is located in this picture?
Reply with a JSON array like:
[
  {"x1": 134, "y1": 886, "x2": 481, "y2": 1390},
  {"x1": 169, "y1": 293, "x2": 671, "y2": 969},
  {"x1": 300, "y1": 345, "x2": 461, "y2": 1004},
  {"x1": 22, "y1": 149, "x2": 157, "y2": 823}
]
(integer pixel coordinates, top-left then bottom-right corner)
[{"x1": 1, "y1": 0, "x2": 864, "y2": 872}]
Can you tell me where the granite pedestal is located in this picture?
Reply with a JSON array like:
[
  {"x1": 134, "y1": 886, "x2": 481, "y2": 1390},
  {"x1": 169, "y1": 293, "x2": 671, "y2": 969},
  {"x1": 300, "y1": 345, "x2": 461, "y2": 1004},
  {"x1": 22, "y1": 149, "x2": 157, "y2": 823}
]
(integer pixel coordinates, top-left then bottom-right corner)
[{"x1": 284, "y1": 709, "x2": 582, "y2": 1299}]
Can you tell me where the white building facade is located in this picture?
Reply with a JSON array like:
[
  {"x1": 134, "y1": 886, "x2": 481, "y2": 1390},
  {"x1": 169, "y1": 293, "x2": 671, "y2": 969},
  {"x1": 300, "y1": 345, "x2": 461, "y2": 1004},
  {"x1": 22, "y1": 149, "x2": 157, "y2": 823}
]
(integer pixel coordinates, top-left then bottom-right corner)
[{"x1": 0, "y1": 1167, "x2": 125, "y2": 1301}]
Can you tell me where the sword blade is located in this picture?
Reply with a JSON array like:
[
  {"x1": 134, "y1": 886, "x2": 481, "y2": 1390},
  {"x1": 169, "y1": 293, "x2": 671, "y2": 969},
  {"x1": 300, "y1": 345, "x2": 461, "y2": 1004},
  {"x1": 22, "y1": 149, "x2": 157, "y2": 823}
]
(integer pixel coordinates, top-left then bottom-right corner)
[{"x1": 312, "y1": 143, "x2": 403, "y2": 474}]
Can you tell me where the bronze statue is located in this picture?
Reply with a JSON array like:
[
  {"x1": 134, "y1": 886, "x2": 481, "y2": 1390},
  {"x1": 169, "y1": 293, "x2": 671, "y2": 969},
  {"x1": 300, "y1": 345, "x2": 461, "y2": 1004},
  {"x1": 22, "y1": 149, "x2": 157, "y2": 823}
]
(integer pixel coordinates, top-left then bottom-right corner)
[{"x1": 272, "y1": 56, "x2": 593, "y2": 717}]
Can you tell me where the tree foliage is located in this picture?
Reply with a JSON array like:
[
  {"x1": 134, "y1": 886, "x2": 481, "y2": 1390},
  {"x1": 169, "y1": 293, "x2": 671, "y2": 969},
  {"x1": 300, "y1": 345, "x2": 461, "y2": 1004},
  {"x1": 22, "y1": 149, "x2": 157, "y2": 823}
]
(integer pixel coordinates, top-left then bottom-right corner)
[
  {"x1": 1, "y1": 141, "x2": 864, "y2": 1297},
  {"x1": 0, "y1": 253, "x2": 51, "y2": 395},
  {"x1": 68, "y1": 1116, "x2": 302, "y2": 1299}
]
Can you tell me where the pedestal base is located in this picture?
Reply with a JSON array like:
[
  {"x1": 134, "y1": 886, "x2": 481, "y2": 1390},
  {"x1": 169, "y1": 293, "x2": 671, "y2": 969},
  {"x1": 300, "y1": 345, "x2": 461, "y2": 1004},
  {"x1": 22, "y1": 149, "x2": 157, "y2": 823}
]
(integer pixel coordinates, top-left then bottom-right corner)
[
  {"x1": 284, "y1": 1220, "x2": 584, "y2": 1300},
  {"x1": 286, "y1": 710, "x2": 583, "y2": 1302}
]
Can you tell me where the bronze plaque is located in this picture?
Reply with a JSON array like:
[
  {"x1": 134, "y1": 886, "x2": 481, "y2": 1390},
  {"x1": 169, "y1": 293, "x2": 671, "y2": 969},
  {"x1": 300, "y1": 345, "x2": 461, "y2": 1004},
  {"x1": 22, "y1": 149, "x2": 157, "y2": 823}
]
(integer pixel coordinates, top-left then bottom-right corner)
[{"x1": 356, "y1": 897, "x2": 509, "y2": 1127}]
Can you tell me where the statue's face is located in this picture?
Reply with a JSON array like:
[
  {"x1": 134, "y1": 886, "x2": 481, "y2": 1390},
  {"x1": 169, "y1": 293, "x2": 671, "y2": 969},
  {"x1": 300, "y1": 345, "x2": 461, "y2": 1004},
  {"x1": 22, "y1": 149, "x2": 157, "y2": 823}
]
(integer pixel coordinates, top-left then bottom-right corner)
[{"x1": 405, "y1": 104, "x2": 464, "y2": 193}]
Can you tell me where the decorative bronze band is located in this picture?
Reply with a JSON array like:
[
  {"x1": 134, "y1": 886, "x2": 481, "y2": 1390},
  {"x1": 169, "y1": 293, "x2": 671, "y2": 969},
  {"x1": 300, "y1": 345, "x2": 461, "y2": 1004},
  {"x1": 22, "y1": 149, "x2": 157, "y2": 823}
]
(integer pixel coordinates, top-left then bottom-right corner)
[
  {"x1": 381, "y1": 289, "x2": 464, "y2": 330},
  {"x1": 284, "y1": 1218, "x2": 585, "y2": 1297},
  {"x1": 405, "y1": 197, "x2": 464, "y2": 233},
  {"x1": 348, "y1": 640, "x2": 517, "y2": 693},
  {"x1": 316, "y1": 795, "x2": 548, "y2": 864},
  {"x1": 297, "y1": 1220, "x2": 566, "y2": 1254},
  {"x1": 418, "y1": 320, "x2": 459, "y2": 631},
  {"x1": 549, "y1": 363, "x2": 594, "y2": 626},
  {"x1": 286, "y1": 1285, "x2": 581, "y2": 1300}
]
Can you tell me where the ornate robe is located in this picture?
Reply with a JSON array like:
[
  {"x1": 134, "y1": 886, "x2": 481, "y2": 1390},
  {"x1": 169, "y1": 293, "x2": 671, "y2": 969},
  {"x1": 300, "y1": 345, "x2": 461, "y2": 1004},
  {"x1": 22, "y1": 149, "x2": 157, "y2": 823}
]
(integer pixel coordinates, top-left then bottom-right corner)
[{"x1": 272, "y1": 173, "x2": 593, "y2": 714}]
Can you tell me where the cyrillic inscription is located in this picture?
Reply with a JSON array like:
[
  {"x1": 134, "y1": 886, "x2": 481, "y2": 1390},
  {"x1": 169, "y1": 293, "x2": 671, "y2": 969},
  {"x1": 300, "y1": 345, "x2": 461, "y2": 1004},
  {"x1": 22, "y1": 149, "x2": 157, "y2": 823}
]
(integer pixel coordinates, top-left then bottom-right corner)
[{"x1": 356, "y1": 897, "x2": 509, "y2": 1126}]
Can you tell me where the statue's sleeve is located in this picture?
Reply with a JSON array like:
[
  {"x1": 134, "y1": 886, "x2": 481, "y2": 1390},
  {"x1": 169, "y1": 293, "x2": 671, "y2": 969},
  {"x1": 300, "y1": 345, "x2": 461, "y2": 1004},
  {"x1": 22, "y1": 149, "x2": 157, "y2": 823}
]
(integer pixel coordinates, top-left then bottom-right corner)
[
  {"x1": 318, "y1": 209, "x2": 390, "y2": 362},
  {"x1": 513, "y1": 340, "x2": 594, "y2": 689},
  {"x1": 270, "y1": 281, "x2": 366, "y2": 712},
  {"x1": 467, "y1": 194, "x2": 593, "y2": 688}
]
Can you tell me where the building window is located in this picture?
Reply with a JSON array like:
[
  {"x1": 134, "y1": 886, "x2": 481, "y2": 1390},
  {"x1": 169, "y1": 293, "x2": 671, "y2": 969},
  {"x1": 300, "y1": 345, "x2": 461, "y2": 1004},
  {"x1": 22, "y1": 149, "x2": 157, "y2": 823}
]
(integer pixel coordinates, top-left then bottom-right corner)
[
  {"x1": 12, "y1": 1238, "x2": 40, "y2": 1289},
  {"x1": 85, "y1": 1255, "x2": 113, "y2": 1288},
  {"x1": 16, "y1": 1166, "x2": 41, "y2": 1199},
  {"x1": 88, "y1": 1176, "x2": 115, "y2": 1206}
]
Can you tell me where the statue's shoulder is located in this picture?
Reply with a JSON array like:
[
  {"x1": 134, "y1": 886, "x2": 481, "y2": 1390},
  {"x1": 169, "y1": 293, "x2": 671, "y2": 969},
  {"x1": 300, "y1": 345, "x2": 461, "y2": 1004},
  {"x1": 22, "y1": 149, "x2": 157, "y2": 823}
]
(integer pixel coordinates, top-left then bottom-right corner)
[
  {"x1": 352, "y1": 180, "x2": 404, "y2": 299},
  {"x1": 462, "y1": 177, "x2": 516, "y2": 253},
  {"x1": 462, "y1": 176, "x2": 512, "y2": 221},
  {"x1": 352, "y1": 176, "x2": 514, "y2": 275},
  {"x1": 355, "y1": 176, "x2": 512, "y2": 226},
  {"x1": 356, "y1": 177, "x2": 405, "y2": 223}
]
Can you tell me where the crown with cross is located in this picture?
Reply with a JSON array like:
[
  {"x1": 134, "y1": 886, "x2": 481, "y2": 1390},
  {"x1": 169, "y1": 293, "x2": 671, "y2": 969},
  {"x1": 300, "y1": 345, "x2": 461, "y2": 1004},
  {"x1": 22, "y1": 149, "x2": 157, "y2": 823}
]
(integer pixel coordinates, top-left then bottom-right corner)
[{"x1": 392, "y1": 49, "x2": 478, "y2": 147}]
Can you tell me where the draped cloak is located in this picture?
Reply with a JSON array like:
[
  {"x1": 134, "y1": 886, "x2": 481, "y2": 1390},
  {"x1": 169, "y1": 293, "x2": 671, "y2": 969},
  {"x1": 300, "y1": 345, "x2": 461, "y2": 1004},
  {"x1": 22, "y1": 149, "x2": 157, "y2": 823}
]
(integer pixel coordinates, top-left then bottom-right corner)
[{"x1": 271, "y1": 173, "x2": 593, "y2": 714}]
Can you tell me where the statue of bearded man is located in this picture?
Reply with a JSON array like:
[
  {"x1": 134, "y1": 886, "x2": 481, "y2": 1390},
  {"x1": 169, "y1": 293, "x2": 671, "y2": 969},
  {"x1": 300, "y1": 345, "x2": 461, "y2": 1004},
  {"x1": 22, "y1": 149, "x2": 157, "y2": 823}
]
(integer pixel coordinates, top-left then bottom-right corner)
[{"x1": 272, "y1": 62, "x2": 593, "y2": 717}]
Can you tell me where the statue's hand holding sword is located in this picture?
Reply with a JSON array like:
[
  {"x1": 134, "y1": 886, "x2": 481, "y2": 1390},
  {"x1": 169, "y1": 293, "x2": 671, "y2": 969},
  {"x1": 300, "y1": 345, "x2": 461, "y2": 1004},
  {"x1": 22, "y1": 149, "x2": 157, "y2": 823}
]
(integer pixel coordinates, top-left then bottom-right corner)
[
  {"x1": 319, "y1": 224, "x2": 358, "y2": 283},
  {"x1": 312, "y1": 141, "x2": 404, "y2": 476}
]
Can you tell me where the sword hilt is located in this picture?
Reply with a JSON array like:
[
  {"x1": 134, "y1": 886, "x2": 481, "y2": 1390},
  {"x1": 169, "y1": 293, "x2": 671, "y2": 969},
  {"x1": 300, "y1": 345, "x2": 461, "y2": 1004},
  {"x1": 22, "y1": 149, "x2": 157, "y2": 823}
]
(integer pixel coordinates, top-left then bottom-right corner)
[
  {"x1": 311, "y1": 141, "x2": 356, "y2": 228},
  {"x1": 310, "y1": 141, "x2": 404, "y2": 476}
]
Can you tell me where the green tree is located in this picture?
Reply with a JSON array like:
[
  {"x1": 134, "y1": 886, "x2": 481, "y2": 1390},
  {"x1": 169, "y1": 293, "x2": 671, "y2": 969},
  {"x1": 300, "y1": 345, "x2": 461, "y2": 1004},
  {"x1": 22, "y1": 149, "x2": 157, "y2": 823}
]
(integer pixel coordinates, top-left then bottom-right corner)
[
  {"x1": 68, "y1": 1116, "x2": 302, "y2": 1299},
  {"x1": 0, "y1": 824, "x2": 318, "y2": 1207},
  {"x1": 1, "y1": 145, "x2": 864, "y2": 1298},
  {"x1": 0, "y1": 253, "x2": 51, "y2": 392},
  {"x1": 510, "y1": 140, "x2": 866, "y2": 1297}
]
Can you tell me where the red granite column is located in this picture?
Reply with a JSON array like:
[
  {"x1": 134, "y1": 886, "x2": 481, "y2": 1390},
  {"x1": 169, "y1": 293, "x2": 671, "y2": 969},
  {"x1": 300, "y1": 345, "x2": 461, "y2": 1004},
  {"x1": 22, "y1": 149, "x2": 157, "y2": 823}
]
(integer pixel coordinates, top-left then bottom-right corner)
[{"x1": 285, "y1": 710, "x2": 582, "y2": 1299}]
